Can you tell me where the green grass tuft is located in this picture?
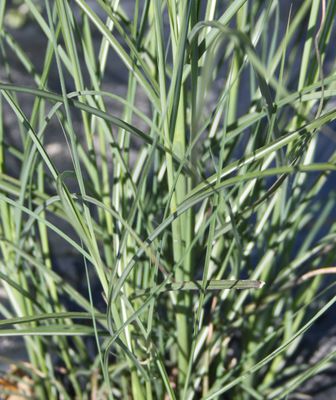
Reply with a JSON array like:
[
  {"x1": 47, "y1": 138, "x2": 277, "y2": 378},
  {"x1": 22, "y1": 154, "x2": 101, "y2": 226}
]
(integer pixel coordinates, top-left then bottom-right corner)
[{"x1": 0, "y1": 1, "x2": 336, "y2": 399}]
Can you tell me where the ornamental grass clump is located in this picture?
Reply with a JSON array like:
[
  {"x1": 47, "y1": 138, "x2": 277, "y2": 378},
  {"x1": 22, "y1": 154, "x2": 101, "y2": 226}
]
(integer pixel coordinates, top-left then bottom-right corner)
[{"x1": 0, "y1": 0, "x2": 336, "y2": 399}]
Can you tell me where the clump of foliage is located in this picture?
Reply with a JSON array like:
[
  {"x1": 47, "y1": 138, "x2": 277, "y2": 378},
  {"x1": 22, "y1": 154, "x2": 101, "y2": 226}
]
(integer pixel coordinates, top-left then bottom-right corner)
[{"x1": 0, "y1": 0, "x2": 336, "y2": 399}]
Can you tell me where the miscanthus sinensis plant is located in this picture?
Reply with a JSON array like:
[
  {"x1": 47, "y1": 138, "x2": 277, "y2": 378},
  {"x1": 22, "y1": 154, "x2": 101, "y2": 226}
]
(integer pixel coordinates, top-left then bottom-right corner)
[{"x1": 0, "y1": 0, "x2": 336, "y2": 399}]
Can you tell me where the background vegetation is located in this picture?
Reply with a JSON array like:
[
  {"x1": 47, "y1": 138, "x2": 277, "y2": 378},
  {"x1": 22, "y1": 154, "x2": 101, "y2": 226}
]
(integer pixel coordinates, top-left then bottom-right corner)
[{"x1": 0, "y1": 0, "x2": 336, "y2": 398}]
